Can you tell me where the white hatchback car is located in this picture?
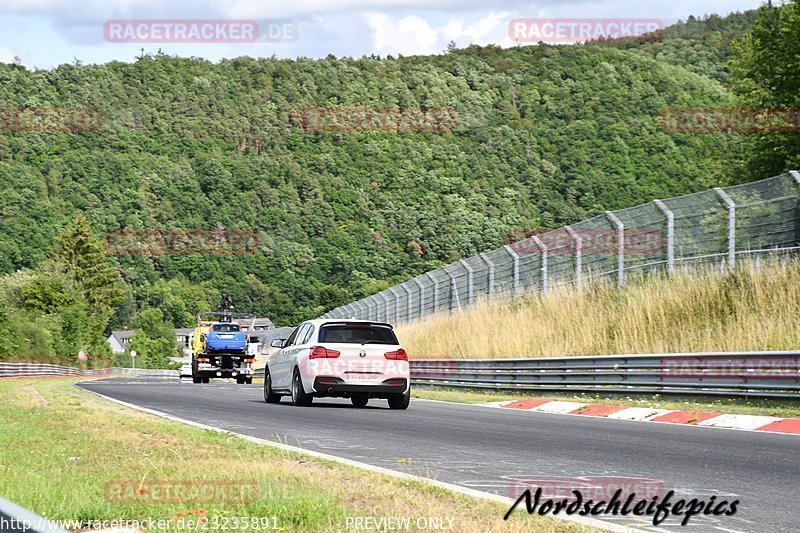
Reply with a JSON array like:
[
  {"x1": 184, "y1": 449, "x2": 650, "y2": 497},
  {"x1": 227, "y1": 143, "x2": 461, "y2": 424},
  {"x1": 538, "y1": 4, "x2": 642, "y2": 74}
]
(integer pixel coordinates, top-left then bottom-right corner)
[{"x1": 263, "y1": 319, "x2": 410, "y2": 409}]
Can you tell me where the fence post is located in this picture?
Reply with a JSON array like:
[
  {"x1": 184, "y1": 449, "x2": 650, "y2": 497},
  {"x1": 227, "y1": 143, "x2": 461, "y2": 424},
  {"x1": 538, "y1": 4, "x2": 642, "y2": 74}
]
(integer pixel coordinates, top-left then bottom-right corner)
[
  {"x1": 427, "y1": 272, "x2": 440, "y2": 312},
  {"x1": 388, "y1": 287, "x2": 401, "y2": 323},
  {"x1": 503, "y1": 245, "x2": 520, "y2": 298},
  {"x1": 403, "y1": 283, "x2": 413, "y2": 323},
  {"x1": 479, "y1": 253, "x2": 495, "y2": 295},
  {"x1": 413, "y1": 277, "x2": 425, "y2": 319},
  {"x1": 564, "y1": 226, "x2": 582, "y2": 290},
  {"x1": 531, "y1": 235, "x2": 548, "y2": 294},
  {"x1": 714, "y1": 187, "x2": 736, "y2": 270},
  {"x1": 368, "y1": 298, "x2": 377, "y2": 321},
  {"x1": 605, "y1": 211, "x2": 625, "y2": 287},
  {"x1": 653, "y1": 199, "x2": 675, "y2": 275},
  {"x1": 380, "y1": 291, "x2": 391, "y2": 322},
  {"x1": 459, "y1": 259, "x2": 474, "y2": 305},
  {"x1": 443, "y1": 265, "x2": 460, "y2": 310}
]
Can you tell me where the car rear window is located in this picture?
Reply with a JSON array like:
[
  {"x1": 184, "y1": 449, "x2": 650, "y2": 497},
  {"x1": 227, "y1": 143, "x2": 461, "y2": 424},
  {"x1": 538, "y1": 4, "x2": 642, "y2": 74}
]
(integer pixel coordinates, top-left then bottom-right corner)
[
  {"x1": 213, "y1": 324, "x2": 241, "y2": 332},
  {"x1": 318, "y1": 324, "x2": 398, "y2": 345}
]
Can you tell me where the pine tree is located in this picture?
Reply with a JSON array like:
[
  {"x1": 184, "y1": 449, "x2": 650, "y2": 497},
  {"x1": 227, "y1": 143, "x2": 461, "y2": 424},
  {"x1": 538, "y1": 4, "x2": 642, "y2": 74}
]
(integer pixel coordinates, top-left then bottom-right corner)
[{"x1": 54, "y1": 216, "x2": 124, "y2": 330}]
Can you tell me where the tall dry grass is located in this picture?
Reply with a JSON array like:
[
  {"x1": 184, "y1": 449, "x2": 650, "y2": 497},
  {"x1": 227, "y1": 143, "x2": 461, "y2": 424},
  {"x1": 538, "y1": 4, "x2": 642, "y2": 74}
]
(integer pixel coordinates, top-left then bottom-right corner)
[{"x1": 397, "y1": 258, "x2": 800, "y2": 359}]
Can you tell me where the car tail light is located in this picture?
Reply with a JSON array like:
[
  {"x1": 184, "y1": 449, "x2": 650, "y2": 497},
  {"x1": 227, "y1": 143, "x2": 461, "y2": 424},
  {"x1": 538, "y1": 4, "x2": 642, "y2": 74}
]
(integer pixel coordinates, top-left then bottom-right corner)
[
  {"x1": 384, "y1": 348, "x2": 408, "y2": 361},
  {"x1": 309, "y1": 346, "x2": 341, "y2": 359},
  {"x1": 244, "y1": 358, "x2": 254, "y2": 363},
  {"x1": 197, "y1": 357, "x2": 209, "y2": 363}
]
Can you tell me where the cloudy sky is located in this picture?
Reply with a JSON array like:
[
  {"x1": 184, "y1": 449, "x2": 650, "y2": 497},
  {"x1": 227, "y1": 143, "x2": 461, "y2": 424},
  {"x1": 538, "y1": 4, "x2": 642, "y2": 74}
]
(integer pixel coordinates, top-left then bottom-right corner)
[{"x1": 0, "y1": 0, "x2": 767, "y2": 68}]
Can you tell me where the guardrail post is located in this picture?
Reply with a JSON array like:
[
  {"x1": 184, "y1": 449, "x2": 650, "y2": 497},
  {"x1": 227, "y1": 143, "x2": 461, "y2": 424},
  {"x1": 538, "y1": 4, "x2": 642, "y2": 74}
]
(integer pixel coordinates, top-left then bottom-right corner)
[
  {"x1": 479, "y1": 253, "x2": 495, "y2": 295},
  {"x1": 605, "y1": 211, "x2": 625, "y2": 287},
  {"x1": 427, "y1": 272, "x2": 440, "y2": 312},
  {"x1": 503, "y1": 245, "x2": 520, "y2": 298},
  {"x1": 564, "y1": 226, "x2": 582, "y2": 290},
  {"x1": 459, "y1": 259, "x2": 474, "y2": 305},
  {"x1": 413, "y1": 277, "x2": 425, "y2": 319},
  {"x1": 531, "y1": 235, "x2": 548, "y2": 294},
  {"x1": 388, "y1": 287, "x2": 401, "y2": 323},
  {"x1": 653, "y1": 199, "x2": 675, "y2": 275},
  {"x1": 715, "y1": 187, "x2": 736, "y2": 270}
]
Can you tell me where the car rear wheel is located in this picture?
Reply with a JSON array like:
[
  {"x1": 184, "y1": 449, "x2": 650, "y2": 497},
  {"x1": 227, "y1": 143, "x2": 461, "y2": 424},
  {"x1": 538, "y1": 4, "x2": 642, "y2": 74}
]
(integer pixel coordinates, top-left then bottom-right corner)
[
  {"x1": 350, "y1": 394, "x2": 369, "y2": 408},
  {"x1": 388, "y1": 389, "x2": 410, "y2": 410},
  {"x1": 236, "y1": 375, "x2": 245, "y2": 385},
  {"x1": 291, "y1": 369, "x2": 313, "y2": 407},
  {"x1": 264, "y1": 371, "x2": 281, "y2": 404},
  {"x1": 202, "y1": 377, "x2": 210, "y2": 384},
  {"x1": 192, "y1": 376, "x2": 201, "y2": 384}
]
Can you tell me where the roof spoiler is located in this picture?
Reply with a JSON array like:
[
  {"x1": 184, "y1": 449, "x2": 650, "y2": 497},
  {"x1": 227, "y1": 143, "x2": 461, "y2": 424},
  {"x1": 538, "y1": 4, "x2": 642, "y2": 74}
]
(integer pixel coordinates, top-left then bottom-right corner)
[{"x1": 322, "y1": 321, "x2": 394, "y2": 329}]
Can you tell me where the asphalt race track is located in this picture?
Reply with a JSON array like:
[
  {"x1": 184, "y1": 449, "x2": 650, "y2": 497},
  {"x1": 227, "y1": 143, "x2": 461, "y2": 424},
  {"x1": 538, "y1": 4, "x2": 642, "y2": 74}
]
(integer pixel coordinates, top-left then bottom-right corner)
[{"x1": 78, "y1": 377, "x2": 799, "y2": 533}]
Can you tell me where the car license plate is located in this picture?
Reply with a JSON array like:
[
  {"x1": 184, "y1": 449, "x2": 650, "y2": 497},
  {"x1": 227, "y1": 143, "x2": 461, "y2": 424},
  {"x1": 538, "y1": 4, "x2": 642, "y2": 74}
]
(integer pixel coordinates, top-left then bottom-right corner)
[{"x1": 345, "y1": 372, "x2": 380, "y2": 380}]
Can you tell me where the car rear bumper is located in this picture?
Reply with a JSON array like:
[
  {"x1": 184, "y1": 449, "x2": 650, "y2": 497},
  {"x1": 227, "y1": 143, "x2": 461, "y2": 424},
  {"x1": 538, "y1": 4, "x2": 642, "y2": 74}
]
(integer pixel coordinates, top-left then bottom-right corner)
[{"x1": 312, "y1": 377, "x2": 408, "y2": 397}]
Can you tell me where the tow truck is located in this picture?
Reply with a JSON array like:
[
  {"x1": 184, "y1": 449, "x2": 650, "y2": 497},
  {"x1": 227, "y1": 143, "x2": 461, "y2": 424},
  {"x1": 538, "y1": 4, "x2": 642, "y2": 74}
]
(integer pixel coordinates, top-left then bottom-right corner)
[{"x1": 191, "y1": 298, "x2": 258, "y2": 384}]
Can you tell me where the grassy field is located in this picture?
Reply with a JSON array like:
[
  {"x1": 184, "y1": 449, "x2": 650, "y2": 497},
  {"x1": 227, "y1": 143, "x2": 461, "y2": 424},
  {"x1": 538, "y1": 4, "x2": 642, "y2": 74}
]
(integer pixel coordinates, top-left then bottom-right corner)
[
  {"x1": 396, "y1": 258, "x2": 800, "y2": 359},
  {"x1": 412, "y1": 388, "x2": 800, "y2": 418},
  {"x1": 0, "y1": 377, "x2": 592, "y2": 533}
]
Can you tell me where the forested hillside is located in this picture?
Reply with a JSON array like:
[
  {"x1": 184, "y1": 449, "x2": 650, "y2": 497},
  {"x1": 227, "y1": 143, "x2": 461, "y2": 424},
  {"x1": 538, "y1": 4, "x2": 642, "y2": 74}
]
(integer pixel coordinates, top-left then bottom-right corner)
[{"x1": 0, "y1": 10, "x2": 764, "y2": 363}]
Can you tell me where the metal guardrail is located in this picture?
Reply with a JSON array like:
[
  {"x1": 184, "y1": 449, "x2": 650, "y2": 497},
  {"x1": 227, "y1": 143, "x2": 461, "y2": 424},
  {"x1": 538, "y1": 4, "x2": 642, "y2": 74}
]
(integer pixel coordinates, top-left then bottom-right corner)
[
  {"x1": 7, "y1": 354, "x2": 799, "y2": 399},
  {"x1": 110, "y1": 367, "x2": 178, "y2": 376},
  {"x1": 0, "y1": 363, "x2": 111, "y2": 378},
  {"x1": 0, "y1": 363, "x2": 178, "y2": 378},
  {"x1": 409, "y1": 351, "x2": 800, "y2": 399},
  {"x1": 0, "y1": 496, "x2": 66, "y2": 533}
]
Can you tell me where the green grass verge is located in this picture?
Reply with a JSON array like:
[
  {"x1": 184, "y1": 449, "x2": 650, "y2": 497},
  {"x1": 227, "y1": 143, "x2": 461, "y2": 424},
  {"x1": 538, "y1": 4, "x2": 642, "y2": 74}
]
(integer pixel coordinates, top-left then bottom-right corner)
[
  {"x1": 412, "y1": 387, "x2": 800, "y2": 418},
  {"x1": 0, "y1": 377, "x2": 593, "y2": 533}
]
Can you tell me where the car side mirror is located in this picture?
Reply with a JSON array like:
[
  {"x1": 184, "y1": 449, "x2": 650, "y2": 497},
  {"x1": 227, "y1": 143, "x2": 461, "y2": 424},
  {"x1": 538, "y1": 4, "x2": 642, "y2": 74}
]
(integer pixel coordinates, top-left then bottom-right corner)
[
  {"x1": 270, "y1": 339, "x2": 286, "y2": 348},
  {"x1": 249, "y1": 336, "x2": 259, "y2": 343}
]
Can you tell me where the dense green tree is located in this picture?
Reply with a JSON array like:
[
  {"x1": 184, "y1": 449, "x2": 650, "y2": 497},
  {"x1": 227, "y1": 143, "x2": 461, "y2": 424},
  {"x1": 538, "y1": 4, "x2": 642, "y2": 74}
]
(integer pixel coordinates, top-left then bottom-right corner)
[
  {"x1": 128, "y1": 308, "x2": 180, "y2": 369},
  {"x1": 54, "y1": 216, "x2": 125, "y2": 330},
  {"x1": 731, "y1": 0, "x2": 800, "y2": 176}
]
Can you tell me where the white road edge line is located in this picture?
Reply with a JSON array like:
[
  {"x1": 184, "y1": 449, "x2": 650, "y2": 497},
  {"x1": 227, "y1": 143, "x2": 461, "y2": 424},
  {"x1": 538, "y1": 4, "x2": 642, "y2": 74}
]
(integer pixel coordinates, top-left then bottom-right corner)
[{"x1": 75, "y1": 381, "x2": 629, "y2": 533}]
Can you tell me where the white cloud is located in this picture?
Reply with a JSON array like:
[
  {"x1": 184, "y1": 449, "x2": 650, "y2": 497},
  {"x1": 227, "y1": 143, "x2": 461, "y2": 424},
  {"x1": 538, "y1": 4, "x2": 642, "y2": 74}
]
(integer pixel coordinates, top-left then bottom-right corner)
[
  {"x1": 365, "y1": 13, "x2": 439, "y2": 55},
  {"x1": 0, "y1": 46, "x2": 20, "y2": 64},
  {"x1": 365, "y1": 11, "x2": 519, "y2": 56}
]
